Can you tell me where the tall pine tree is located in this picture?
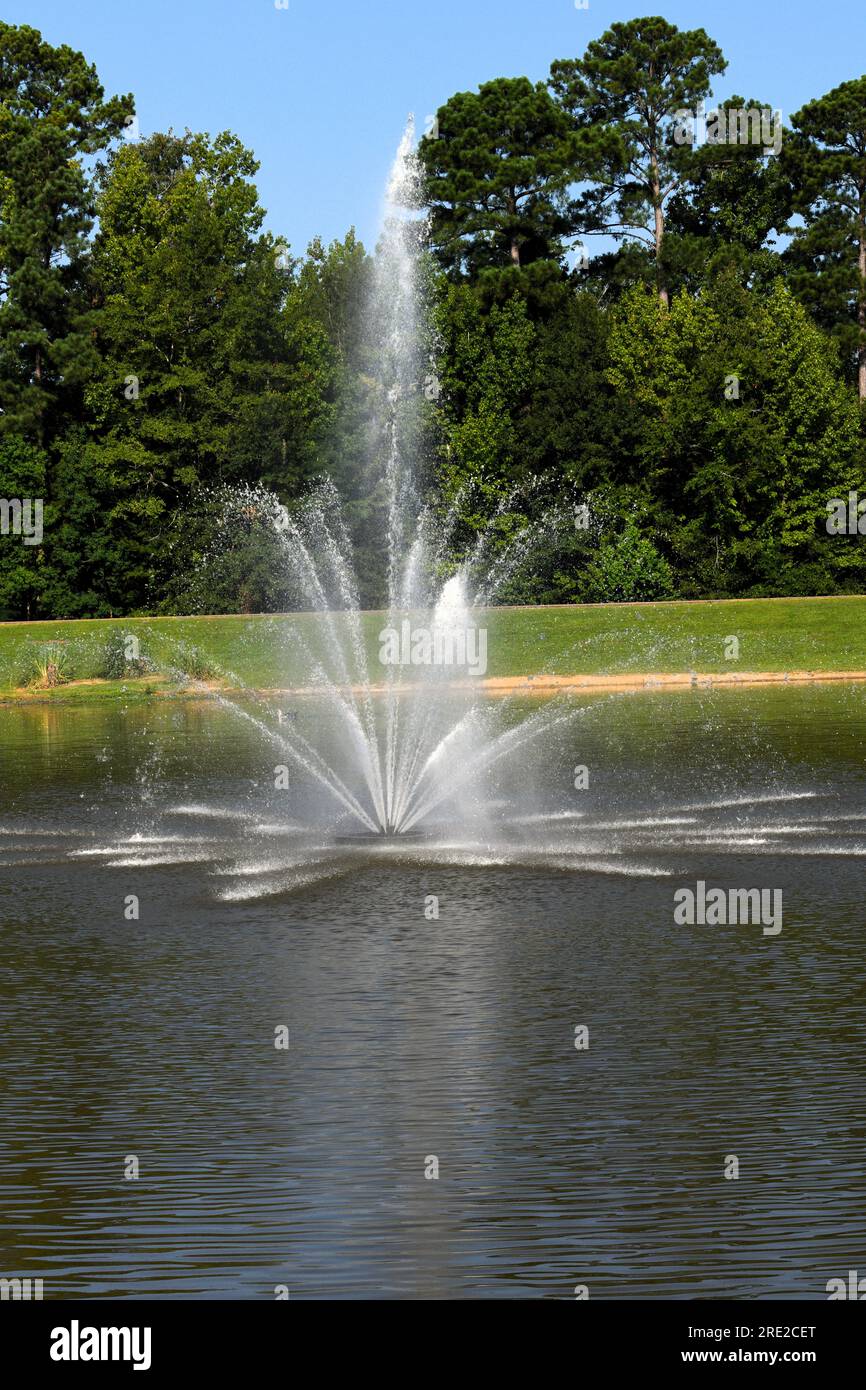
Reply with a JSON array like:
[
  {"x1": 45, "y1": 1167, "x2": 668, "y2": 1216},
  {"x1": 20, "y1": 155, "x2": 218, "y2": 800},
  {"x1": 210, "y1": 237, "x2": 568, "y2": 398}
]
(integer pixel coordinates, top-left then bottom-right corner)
[
  {"x1": 783, "y1": 76, "x2": 866, "y2": 398},
  {"x1": 550, "y1": 16, "x2": 726, "y2": 306}
]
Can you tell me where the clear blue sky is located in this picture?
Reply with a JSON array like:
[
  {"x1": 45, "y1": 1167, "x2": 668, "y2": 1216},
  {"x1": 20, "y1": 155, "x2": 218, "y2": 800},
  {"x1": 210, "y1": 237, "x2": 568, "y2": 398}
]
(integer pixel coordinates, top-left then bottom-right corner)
[{"x1": 4, "y1": 0, "x2": 862, "y2": 255}]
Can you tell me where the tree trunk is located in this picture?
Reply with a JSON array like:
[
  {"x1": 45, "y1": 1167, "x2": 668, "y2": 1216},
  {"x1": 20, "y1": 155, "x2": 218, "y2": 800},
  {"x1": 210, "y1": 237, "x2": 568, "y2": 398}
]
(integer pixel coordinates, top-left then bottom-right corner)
[
  {"x1": 650, "y1": 148, "x2": 669, "y2": 308},
  {"x1": 33, "y1": 346, "x2": 46, "y2": 452},
  {"x1": 508, "y1": 192, "x2": 520, "y2": 266}
]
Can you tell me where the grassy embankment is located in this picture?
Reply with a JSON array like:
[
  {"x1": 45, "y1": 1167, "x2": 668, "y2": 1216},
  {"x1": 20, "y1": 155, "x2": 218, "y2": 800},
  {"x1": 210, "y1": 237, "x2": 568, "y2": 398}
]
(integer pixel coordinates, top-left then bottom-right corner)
[{"x1": 1, "y1": 595, "x2": 865, "y2": 703}]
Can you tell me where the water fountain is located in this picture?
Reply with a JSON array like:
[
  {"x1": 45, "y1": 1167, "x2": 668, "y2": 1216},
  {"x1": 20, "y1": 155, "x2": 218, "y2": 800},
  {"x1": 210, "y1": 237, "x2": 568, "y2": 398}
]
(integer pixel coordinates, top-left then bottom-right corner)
[
  {"x1": 180, "y1": 119, "x2": 590, "y2": 845},
  {"x1": 9, "y1": 124, "x2": 831, "y2": 902}
]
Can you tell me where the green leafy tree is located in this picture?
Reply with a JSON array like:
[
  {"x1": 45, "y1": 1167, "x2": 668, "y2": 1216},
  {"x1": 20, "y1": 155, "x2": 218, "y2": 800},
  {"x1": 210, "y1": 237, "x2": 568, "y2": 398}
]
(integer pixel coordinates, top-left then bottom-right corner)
[
  {"x1": 75, "y1": 130, "x2": 328, "y2": 612},
  {"x1": 550, "y1": 16, "x2": 727, "y2": 305},
  {"x1": 435, "y1": 286, "x2": 536, "y2": 511},
  {"x1": 160, "y1": 485, "x2": 300, "y2": 615},
  {"x1": 0, "y1": 436, "x2": 46, "y2": 619},
  {"x1": 607, "y1": 278, "x2": 863, "y2": 594},
  {"x1": 431, "y1": 276, "x2": 622, "y2": 601},
  {"x1": 782, "y1": 76, "x2": 866, "y2": 398},
  {"x1": 0, "y1": 22, "x2": 132, "y2": 444}
]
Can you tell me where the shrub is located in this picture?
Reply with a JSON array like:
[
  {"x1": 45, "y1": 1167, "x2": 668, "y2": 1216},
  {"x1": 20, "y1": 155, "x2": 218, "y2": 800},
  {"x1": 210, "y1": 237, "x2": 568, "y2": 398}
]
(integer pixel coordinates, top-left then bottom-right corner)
[
  {"x1": 580, "y1": 524, "x2": 676, "y2": 603},
  {"x1": 170, "y1": 642, "x2": 215, "y2": 682},
  {"x1": 98, "y1": 630, "x2": 152, "y2": 680}
]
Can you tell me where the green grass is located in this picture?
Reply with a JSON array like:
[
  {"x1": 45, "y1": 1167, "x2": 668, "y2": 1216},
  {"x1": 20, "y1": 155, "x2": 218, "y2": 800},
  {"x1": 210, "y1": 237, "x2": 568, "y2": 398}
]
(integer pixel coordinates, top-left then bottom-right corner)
[{"x1": 1, "y1": 596, "x2": 865, "y2": 700}]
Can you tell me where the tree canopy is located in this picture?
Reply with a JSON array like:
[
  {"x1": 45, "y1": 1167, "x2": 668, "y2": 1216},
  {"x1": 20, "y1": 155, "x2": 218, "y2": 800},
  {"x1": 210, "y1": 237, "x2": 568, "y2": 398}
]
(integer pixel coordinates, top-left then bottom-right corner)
[{"x1": 1, "y1": 18, "x2": 865, "y2": 620}]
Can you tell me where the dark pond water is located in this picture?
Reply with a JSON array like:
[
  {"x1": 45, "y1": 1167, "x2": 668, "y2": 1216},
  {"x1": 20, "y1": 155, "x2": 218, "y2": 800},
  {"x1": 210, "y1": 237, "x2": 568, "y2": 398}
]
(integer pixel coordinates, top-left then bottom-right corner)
[{"x1": 1, "y1": 685, "x2": 864, "y2": 1298}]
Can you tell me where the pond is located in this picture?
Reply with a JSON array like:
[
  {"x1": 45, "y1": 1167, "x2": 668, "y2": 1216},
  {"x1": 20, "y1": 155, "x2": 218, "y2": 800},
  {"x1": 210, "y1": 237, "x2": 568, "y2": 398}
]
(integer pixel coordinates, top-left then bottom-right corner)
[{"x1": 1, "y1": 684, "x2": 864, "y2": 1298}]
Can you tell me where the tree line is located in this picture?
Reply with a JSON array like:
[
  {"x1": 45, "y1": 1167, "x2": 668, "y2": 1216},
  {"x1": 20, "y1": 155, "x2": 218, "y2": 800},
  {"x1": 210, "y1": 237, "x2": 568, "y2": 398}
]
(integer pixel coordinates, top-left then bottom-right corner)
[{"x1": 1, "y1": 16, "x2": 865, "y2": 619}]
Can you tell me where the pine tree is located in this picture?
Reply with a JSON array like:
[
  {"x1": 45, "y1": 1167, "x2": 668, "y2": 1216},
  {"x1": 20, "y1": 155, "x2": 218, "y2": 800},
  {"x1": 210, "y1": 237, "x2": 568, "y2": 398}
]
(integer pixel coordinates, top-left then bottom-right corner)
[
  {"x1": 783, "y1": 76, "x2": 866, "y2": 398},
  {"x1": 550, "y1": 16, "x2": 726, "y2": 306},
  {"x1": 419, "y1": 77, "x2": 580, "y2": 277}
]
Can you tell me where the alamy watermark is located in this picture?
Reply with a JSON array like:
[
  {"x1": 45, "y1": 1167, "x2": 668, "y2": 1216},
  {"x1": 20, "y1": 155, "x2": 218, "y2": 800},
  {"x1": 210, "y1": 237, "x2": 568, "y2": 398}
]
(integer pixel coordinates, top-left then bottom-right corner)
[
  {"x1": 674, "y1": 880, "x2": 782, "y2": 936},
  {"x1": 0, "y1": 497, "x2": 43, "y2": 545},
  {"x1": 1, "y1": 1275, "x2": 43, "y2": 1300},
  {"x1": 379, "y1": 619, "x2": 488, "y2": 677},
  {"x1": 827, "y1": 1269, "x2": 866, "y2": 1299},
  {"x1": 826, "y1": 492, "x2": 866, "y2": 535},
  {"x1": 672, "y1": 103, "x2": 783, "y2": 156},
  {"x1": 50, "y1": 1322, "x2": 152, "y2": 1371}
]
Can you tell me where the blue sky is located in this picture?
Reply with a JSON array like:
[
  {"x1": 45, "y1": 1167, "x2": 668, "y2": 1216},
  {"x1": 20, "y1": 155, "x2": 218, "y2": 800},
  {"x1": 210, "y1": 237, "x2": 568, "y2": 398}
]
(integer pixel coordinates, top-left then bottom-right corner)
[{"x1": 5, "y1": 0, "x2": 862, "y2": 255}]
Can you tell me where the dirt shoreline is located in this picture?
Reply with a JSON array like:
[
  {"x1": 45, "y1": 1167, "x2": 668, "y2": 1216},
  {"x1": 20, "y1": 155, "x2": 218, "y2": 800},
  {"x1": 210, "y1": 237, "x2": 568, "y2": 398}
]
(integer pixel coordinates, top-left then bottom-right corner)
[
  {"x1": 265, "y1": 670, "x2": 866, "y2": 697},
  {"x1": 4, "y1": 669, "x2": 866, "y2": 705}
]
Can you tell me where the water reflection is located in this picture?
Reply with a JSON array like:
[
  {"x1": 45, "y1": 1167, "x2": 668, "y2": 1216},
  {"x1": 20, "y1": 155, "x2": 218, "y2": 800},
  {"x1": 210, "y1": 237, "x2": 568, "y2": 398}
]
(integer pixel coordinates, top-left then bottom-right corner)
[{"x1": 1, "y1": 685, "x2": 864, "y2": 1298}]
